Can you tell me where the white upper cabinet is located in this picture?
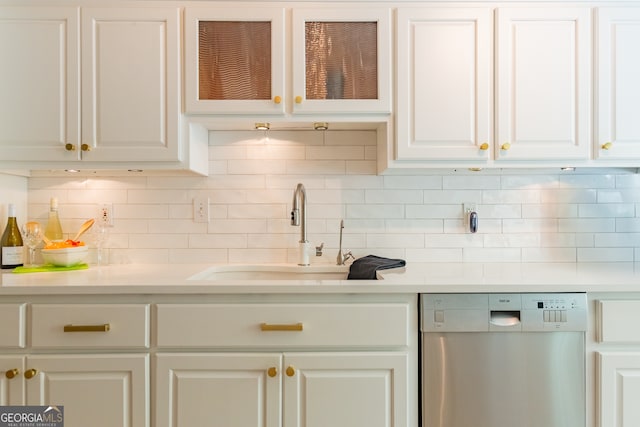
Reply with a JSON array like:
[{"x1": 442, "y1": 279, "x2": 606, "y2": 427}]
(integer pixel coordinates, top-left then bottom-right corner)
[
  {"x1": 292, "y1": 8, "x2": 391, "y2": 114},
  {"x1": 0, "y1": 6, "x2": 204, "y2": 173},
  {"x1": 184, "y1": 6, "x2": 391, "y2": 115},
  {"x1": 81, "y1": 7, "x2": 181, "y2": 162},
  {"x1": 495, "y1": 7, "x2": 591, "y2": 162},
  {"x1": 595, "y1": 8, "x2": 640, "y2": 160},
  {"x1": 0, "y1": 7, "x2": 79, "y2": 162},
  {"x1": 396, "y1": 8, "x2": 492, "y2": 162},
  {"x1": 184, "y1": 8, "x2": 286, "y2": 115}
]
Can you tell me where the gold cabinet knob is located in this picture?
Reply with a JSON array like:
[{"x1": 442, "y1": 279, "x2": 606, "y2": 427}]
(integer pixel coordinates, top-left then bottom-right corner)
[
  {"x1": 601, "y1": 142, "x2": 612, "y2": 150},
  {"x1": 501, "y1": 142, "x2": 511, "y2": 151},
  {"x1": 24, "y1": 369, "x2": 38, "y2": 379},
  {"x1": 81, "y1": 143, "x2": 91, "y2": 151},
  {"x1": 285, "y1": 366, "x2": 295, "y2": 377},
  {"x1": 65, "y1": 143, "x2": 76, "y2": 151},
  {"x1": 479, "y1": 143, "x2": 489, "y2": 151},
  {"x1": 5, "y1": 368, "x2": 19, "y2": 379},
  {"x1": 294, "y1": 96, "x2": 302, "y2": 104},
  {"x1": 267, "y1": 367, "x2": 278, "y2": 378},
  {"x1": 273, "y1": 96, "x2": 282, "y2": 104}
]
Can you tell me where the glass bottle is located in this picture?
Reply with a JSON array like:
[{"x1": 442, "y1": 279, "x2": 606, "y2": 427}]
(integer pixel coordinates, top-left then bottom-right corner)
[
  {"x1": 1, "y1": 204, "x2": 24, "y2": 269},
  {"x1": 44, "y1": 197, "x2": 64, "y2": 242}
]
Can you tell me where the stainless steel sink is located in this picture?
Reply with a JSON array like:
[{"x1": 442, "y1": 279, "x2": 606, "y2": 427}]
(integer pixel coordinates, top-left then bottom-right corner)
[{"x1": 188, "y1": 264, "x2": 350, "y2": 281}]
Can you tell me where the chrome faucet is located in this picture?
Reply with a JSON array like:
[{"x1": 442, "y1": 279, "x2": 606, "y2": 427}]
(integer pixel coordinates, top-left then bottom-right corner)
[
  {"x1": 336, "y1": 219, "x2": 354, "y2": 265},
  {"x1": 291, "y1": 183, "x2": 310, "y2": 265},
  {"x1": 291, "y1": 183, "x2": 308, "y2": 243}
]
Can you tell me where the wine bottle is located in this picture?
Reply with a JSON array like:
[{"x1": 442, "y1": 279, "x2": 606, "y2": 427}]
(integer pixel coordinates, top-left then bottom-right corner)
[
  {"x1": 44, "y1": 197, "x2": 64, "y2": 242},
  {"x1": 1, "y1": 204, "x2": 24, "y2": 269}
]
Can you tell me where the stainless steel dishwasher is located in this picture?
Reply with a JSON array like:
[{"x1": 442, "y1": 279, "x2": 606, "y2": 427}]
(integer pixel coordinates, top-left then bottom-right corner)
[{"x1": 420, "y1": 293, "x2": 587, "y2": 427}]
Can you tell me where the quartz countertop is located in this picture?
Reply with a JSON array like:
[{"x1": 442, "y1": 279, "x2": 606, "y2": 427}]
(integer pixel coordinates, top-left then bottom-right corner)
[{"x1": 2, "y1": 262, "x2": 640, "y2": 295}]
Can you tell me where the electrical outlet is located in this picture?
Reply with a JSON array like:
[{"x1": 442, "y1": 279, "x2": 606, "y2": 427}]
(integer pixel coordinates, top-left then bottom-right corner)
[
  {"x1": 193, "y1": 197, "x2": 210, "y2": 223},
  {"x1": 99, "y1": 203, "x2": 114, "y2": 227}
]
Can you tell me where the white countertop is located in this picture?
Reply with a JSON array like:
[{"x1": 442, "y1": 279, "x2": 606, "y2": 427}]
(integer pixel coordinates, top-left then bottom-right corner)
[{"x1": 2, "y1": 262, "x2": 640, "y2": 295}]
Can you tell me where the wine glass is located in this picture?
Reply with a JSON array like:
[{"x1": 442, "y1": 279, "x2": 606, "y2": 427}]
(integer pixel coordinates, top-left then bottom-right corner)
[{"x1": 22, "y1": 221, "x2": 43, "y2": 267}]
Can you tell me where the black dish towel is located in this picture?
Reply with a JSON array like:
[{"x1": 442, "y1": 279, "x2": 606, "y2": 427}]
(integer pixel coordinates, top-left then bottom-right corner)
[{"x1": 347, "y1": 255, "x2": 406, "y2": 280}]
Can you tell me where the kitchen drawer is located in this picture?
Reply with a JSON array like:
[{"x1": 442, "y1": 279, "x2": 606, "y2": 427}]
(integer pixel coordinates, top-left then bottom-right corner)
[
  {"x1": 597, "y1": 300, "x2": 640, "y2": 343},
  {"x1": 0, "y1": 303, "x2": 26, "y2": 348},
  {"x1": 156, "y1": 303, "x2": 410, "y2": 348},
  {"x1": 31, "y1": 304, "x2": 150, "y2": 349}
]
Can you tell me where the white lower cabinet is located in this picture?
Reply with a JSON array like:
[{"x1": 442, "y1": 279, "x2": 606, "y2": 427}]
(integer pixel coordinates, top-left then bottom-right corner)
[
  {"x1": 0, "y1": 297, "x2": 415, "y2": 427},
  {"x1": 597, "y1": 352, "x2": 640, "y2": 427},
  {"x1": 0, "y1": 354, "x2": 148, "y2": 426},
  {"x1": 594, "y1": 299, "x2": 640, "y2": 427},
  {"x1": 156, "y1": 352, "x2": 407, "y2": 427},
  {"x1": 28, "y1": 354, "x2": 149, "y2": 427},
  {"x1": 154, "y1": 299, "x2": 414, "y2": 427}
]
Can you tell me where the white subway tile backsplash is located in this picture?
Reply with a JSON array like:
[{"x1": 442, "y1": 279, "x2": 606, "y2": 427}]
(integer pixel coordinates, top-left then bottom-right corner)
[
  {"x1": 347, "y1": 204, "x2": 404, "y2": 219},
  {"x1": 559, "y1": 218, "x2": 616, "y2": 233},
  {"x1": 21, "y1": 129, "x2": 640, "y2": 265},
  {"x1": 365, "y1": 190, "x2": 423, "y2": 204},
  {"x1": 578, "y1": 203, "x2": 635, "y2": 218},
  {"x1": 521, "y1": 248, "x2": 577, "y2": 263},
  {"x1": 577, "y1": 248, "x2": 634, "y2": 262}
]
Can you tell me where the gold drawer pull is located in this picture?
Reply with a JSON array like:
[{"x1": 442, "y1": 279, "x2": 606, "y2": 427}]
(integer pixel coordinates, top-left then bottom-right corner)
[
  {"x1": 64, "y1": 324, "x2": 111, "y2": 332},
  {"x1": 24, "y1": 369, "x2": 38, "y2": 379},
  {"x1": 5, "y1": 368, "x2": 19, "y2": 379},
  {"x1": 260, "y1": 322, "x2": 303, "y2": 332},
  {"x1": 267, "y1": 367, "x2": 278, "y2": 378},
  {"x1": 286, "y1": 365, "x2": 296, "y2": 377}
]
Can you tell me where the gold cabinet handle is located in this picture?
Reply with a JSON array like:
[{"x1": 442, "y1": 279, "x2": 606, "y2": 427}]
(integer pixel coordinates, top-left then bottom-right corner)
[
  {"x1": 601, "y1": 142, "x2": 612, "y2": 150},
  {"x1": 273, "y1": 96, "x2": 282, "y2": 104},
  {"x1": 286, "y1": 366, "x2": 295, "y2": 377},
  {"x1": 64, "y1": 324, "x2": 111, "y2": 332},
  {"x1": 260, "y1": 323, "x2": 303, "y2": 332},
  {"x1": 65, "y1": 143, "x2": 76, "y2": 151},
  {"x1": 501, "y1": 142, "x2": 511, "y2": 151},
  {"x1": 5, "y1": 369, "x2": 19, "y2": 379},
  {"x1": 24, "y1": 369, "x2": 38, "y2": 379},
  {"x1": 479, "y1": 143, "x2": 489, "y2": 151},
  {"x1": 81, "y1": 143, "x2": 91, "y2": 152},
  {"x1": 267, "y1": 367, "x2": 278, "y2": 378},
  {"x1": 294, "y1": 96, "x2": 303, "y2": 104}
]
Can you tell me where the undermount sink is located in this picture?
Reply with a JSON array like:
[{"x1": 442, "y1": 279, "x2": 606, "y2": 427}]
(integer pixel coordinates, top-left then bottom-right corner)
[{"x1": 188, "y1": 264, "x2": 350, "y2": 281}]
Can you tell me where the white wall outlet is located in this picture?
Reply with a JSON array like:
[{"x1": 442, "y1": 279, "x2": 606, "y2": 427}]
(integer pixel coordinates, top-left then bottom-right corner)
[
  {"x1": 99, "y1": 203, "x2": 114, "y2": 227},
  {"x1": 193, "y1": 197, "x2": 210, "y2": 223},
  {"x1": 463, "y1": 203, "x2": 477, "y2": 214}
]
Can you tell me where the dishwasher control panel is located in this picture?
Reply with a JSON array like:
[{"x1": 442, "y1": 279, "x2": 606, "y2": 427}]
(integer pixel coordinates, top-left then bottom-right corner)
[{"x1": 421, "y1": 293, "x2": 588, "y2": 332}]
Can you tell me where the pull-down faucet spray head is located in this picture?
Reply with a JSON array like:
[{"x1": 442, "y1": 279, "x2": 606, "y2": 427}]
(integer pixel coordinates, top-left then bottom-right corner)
[{"x1": 291, "y1": 183, "x2": 308, "y2": 243}]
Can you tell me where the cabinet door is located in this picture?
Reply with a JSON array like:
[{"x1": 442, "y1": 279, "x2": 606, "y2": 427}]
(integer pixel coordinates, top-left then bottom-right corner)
[
  {"x1": 292, "y1": 8, "x2": 391, "y2": 114},
  {"x1": 0, "y1": 7, "x2": 80, "y2": 162},
  {"x1": 155, "y1": 353, "x2": 282, "y2": 427},
  {"x1": 283, "y1": 352, "x2": 408, "y2": 427},
  {"x1": 597, "y1": 352, "x2": 640, "y2": 427},
  {"x1": 184, "y1": 8, "x2": 285, "y2": 115},
  {"x1": 396, "y1": 8, "x2": 492, "y2": 161},
  {"x1": 595, "y1": 8, "x2": 640, "y2": 160},
  {"x1": 25, "y1": 354, "x2": 149, "y2": 427},
  {"x1": 496, "y1": 8, "x2": 591, "y2": 161},
  {"x1": 0, "y1": 356, "x2": 25, "y2": 405},
  {"x1": 81, "y1": 8, "x2": 180, "y2": 162}
]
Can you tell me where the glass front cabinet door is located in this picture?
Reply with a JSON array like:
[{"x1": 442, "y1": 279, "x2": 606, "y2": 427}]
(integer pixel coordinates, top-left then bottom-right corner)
[
  {"x1": 292, "y1": 8, "x2": 391, "y2": 114},
  {"x1": 184, "y1": 8, "x2": 286, "y2": 114},
  {"x1": 184, "y1": 7, "x2": 390, "y2": 115}
]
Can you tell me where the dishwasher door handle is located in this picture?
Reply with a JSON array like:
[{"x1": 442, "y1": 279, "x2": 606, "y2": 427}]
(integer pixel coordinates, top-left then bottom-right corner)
[{"x1": 490, "y1": 311, "x2": 521, "y2": 327}]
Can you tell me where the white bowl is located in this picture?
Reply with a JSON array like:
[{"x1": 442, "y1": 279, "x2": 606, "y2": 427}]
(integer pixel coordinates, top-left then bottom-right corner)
[{"x1": 41, "y1": 246, "x2": 89, "y2": 267}]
